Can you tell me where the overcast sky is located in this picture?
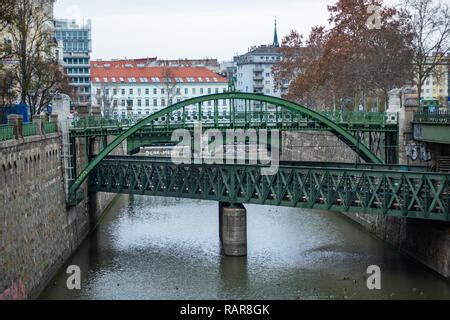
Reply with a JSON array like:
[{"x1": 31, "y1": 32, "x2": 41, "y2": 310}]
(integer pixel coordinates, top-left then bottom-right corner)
[{"x1": 53, "y1": 0, "x2": 375, "y2": 61}]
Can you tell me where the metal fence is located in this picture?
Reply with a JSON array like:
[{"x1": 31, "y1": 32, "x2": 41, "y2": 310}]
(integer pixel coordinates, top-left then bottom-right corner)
[
  {"x1": 414, "y1": 111, "x2": 450, "y2": 124},
  {"x1": 44, "y1": 122, "x2": 57, "y2": 134},
  {"x1": 0, "y1": 124, "x2": 14, "y2": 141},
  {"x1": 22, "y1": 123, "x2": 38, "y2": 137}
]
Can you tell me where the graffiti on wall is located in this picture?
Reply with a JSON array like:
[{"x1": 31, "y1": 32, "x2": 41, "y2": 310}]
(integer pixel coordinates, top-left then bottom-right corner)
[
  {"x1": 405, "y1": 142, "x2": 432, "y2": 162},
  {"x1": 0, "y1": 279, "x2": 27, "y2": 300}
]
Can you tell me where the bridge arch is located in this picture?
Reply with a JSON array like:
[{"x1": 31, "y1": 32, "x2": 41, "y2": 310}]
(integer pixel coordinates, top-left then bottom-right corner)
[{"x1": 69, "y1": 93, "x2": 382, "y2": 195}]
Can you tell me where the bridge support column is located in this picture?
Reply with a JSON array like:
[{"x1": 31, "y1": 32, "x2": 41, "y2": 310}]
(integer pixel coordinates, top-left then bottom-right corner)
[{"x1": 220, "y1": 203, "x2": 247, "y2": 257}]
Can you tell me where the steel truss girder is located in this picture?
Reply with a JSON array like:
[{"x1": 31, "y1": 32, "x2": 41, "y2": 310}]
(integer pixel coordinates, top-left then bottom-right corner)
[{"x1": 89, "y1": 158, "x2": 449, "y2": 221}]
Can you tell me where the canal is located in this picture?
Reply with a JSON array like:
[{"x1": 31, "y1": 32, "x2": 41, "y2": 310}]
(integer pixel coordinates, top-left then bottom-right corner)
[{"x1": 40, "y1": 195, "x2": 450, "y2": 300}]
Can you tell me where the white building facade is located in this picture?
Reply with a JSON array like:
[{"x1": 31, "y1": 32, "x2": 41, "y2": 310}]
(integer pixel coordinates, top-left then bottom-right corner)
[
  {"x1": 91, "y1": 60, "x2": 229, "y2": 118},
  {"x1": 235, "y1": 20, "x2": 286, "y2": 98}
]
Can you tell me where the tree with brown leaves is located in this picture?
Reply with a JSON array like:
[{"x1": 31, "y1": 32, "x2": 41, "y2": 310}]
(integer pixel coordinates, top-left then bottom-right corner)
[{"x1": 274, "y1": 0, "x2": 414, "y2": 111}]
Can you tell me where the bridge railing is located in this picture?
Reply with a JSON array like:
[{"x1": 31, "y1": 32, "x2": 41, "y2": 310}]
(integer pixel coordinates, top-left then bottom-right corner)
[
  {"x1": 70, "y1": 110, "x2": 396, "y2": 130},
  {"x1": 413, "y1": 111, "x2": 450, "y2": 124}
]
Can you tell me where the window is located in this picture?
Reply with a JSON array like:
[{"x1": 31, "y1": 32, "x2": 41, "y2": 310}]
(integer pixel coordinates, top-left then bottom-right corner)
[
  {"x1": 121, "y1": 89, "x2": 125, "y2": 95},
  {"x1": 138, "y1": 88, "x2": 141, "y2": 96},
  {"x1": 137, "y1": 99, "x2": 142, "y2": 107},
  {"x1": 192, "y1": 88, "x2": 196, "y2": 94},
  {"x1": 113, "y1": 88, "x2": 117, "y2": 95},
  {"x1": 184, "y1": 88, "x2": 188, "y2": 95},
  {"x1": 145, "y1": 88, "x2": 149, "y2": 95},
  {"x1": 121, "y1": 100, "x2": 126, "y2": 107},
  {"x1": 176, "y1": 88, "x2": 181, "y2": 95},
  {"x1": 153, "y1": 88, "x2": 157, "y2": 95},
  {"x1": 153, "y1": 99, "x2": 157, "y2": 106},
  {"x1": 208, "y1": 88, "x2": 212, "y2": 94},
  {"x1": 161, "y1": 88, "x2": 165, "y2": 95},
  {"x1": 129, "y1": 88, "x2": 133, "y2": 95},
  {"x1": 215, "y1": 88, "x2": 219, "y2": 94},
  {"x1": 200, "y1": 88, "x2": 204, "y2": 94},
  {"x1": 146, "y1": 99, "x2": 150, "y2": 107},
  {"x1": 161, "y1": 98, "x2": 166, "y2": 107}
]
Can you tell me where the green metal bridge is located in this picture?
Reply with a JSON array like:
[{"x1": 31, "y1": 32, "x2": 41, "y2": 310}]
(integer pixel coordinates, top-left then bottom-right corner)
[
  {"x1": 65, "y1": 93, "x2": 450, "y2": 221},
  {"x1": 88, "y1": 156, "x2": 449, "y2": 221}
]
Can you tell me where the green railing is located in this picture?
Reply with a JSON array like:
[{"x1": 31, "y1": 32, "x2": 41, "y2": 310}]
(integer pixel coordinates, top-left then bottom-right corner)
[
  {"x1": 22, "y1": 123, "x2": 38, "y2": 137},
  {"x1": 413, "y1": 111, "x2": 450, "y2": 124},
  {"x1": 70, "y1": 111, "x2": 396, "y2": 130},
  {"x1": 0, "y1": 124, "x2": 14, "y2": 141},
  {"x1": 44, "y1": 122, "x2": 57, "y2": 134}
]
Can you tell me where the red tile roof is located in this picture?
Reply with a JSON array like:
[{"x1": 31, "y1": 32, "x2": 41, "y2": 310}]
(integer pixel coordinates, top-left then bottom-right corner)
[{"x1": 91, "y1": 60, "x2": 227, "y2": 84}]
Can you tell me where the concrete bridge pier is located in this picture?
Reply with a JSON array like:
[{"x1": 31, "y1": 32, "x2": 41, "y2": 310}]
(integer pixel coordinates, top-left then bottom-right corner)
[{"x1": 219, "y1": 203, "x2": 247, "y2": 257}]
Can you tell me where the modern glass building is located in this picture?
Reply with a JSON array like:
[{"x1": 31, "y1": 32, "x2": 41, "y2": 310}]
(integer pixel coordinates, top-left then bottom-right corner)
[{"x1": 55, "y1": 19, "x2": 92, "y2": 110}]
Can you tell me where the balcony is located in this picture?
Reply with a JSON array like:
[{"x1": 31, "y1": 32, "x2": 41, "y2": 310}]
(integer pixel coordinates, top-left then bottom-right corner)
[
  {"x1": 253, "y1": 75, "x2": 263, "y2": 81},
  {"x1": 253, "y1": 66, "x2": 264, "y2": 73}
]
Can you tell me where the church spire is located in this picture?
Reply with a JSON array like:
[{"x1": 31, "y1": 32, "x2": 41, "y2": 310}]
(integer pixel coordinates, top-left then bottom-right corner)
[{"x1": 273, "y1": 16, "x2": 279, "y2": 47}]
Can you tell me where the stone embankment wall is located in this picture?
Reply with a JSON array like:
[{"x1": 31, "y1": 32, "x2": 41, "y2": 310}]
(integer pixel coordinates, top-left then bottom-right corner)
[
  {"x1": 282, "y1": 131, "x2": 359, "y2": 162},
  {"x1": 0, "y1": 133, "x2": 125, "y2": 299}
]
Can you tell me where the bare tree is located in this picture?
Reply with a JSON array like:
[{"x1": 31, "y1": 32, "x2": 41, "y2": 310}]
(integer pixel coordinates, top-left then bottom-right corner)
[
  {"x1": 0, "y1": 0, "x2": 16, "y2": 60},
  {"x1": 7, "y1": 0, "x2": 56, "y2": 105},
  {"x1": 401, "y1": 0, "x2": 449, "y2": 101},
  {"x1": 27, "y1": 59, "x2": 73, "y2": 115},
  {"x1": 95, "y1": 83, "x2": 117, "y2": 117},
  {"x1": 161, "y1": 66, "x2": 181, "y2": 107}
]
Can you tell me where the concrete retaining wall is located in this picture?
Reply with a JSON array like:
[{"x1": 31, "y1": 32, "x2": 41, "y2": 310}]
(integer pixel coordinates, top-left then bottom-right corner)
[{"x1": 344, "y1": 213, "x2": 450, "y2": 279}]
